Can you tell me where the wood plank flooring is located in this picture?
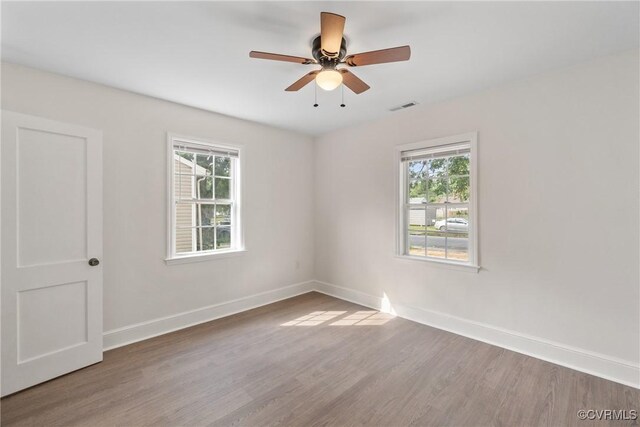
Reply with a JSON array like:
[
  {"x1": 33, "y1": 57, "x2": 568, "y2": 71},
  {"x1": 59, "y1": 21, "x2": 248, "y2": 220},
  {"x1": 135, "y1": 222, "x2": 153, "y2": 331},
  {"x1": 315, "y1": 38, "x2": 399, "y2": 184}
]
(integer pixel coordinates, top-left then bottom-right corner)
[{"x1": 1, "y1": 292, "x2": 638, "y2": 426}]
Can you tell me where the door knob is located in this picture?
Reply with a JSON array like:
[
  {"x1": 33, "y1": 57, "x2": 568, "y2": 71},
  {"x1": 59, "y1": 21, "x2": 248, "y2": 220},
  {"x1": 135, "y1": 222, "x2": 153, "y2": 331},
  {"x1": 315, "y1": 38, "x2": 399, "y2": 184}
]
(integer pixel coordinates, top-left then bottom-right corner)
[{"x1": 88, "y1": 258, "x2": 100, "y2": 267}]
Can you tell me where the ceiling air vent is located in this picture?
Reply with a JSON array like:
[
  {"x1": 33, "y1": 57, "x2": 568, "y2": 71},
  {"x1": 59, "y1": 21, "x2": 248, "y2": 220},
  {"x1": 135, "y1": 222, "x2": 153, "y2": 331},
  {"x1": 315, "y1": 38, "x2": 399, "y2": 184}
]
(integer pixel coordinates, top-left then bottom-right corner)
[{"x1": 389, "y1": 101, "x2": 419, "y2": 112}]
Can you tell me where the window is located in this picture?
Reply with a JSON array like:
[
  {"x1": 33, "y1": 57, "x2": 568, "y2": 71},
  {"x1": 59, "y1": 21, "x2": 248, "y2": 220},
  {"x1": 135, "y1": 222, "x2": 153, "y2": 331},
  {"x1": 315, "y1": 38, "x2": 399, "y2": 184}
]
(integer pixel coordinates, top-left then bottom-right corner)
[
  {"x1": 397, "y1": 133, "x2": 478, "y2": 268},
  {"x1": 167, "y1": 134, "x2": 243, "y2": 262}
]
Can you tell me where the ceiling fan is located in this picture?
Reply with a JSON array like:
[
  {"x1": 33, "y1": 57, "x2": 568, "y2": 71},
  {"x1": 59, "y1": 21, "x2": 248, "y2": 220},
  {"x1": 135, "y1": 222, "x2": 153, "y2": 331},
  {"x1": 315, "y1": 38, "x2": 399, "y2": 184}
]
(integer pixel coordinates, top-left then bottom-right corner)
[{"x1": 249, "y1": 12, "x2": 411, "y2": 95}]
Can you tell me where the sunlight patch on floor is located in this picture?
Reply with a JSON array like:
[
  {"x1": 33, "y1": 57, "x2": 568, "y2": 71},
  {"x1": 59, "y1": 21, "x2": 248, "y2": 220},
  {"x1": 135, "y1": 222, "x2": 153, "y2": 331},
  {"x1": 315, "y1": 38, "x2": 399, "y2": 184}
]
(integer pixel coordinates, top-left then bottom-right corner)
[
  {"x1": 281, "y1": 310, "x2": 395, "y2": 326},
  {"x1": 330, "y1": 311, "x2": 394, "y2": 326},
  {"x1": 281, "y1": 311, "x2": 346, "y2": 326}
]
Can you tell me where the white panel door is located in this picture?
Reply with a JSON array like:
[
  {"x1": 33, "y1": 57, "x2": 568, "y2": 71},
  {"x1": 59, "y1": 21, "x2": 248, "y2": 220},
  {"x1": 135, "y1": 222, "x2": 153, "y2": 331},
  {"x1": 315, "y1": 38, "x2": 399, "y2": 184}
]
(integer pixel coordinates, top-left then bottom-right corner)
[{"x1": 1, "y1": 111, "x2": 103, "y2": 396}]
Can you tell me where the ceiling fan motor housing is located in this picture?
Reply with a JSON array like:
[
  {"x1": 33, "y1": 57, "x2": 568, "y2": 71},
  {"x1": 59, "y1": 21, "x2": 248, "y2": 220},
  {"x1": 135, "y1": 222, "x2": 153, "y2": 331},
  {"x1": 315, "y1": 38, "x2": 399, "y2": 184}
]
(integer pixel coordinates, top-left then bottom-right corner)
[{"x1": 312, "y1": 36, "x2": 347, "y2": 68}]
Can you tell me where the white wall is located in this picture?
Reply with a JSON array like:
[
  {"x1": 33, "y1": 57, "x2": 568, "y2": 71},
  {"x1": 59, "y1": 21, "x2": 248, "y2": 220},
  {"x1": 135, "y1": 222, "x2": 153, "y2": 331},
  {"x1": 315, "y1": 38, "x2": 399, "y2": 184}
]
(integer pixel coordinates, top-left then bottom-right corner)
[
  {"x1": 1, "y1": 62, "x2": 315, "y2": 341},
  {"x1": 3, "y1": 50, "x2": 638, "y2": 387},
  {"x1": 314, "y1": 50, "x2": 640, "y2": 384}
]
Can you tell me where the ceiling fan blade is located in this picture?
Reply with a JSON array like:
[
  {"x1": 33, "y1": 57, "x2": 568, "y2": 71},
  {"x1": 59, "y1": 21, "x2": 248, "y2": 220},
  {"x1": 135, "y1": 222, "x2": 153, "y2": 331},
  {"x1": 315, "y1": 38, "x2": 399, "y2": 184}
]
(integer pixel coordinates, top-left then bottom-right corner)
[
  {"x1": 285, "y1": 71, "x2": 320, "y2": 91},
  {"x1": 250, "y1": 51, "x2": 315, "y2": 65},
  {"x1": 345, "y1": 45, "x2": 411, "y2": 67},
  {"x1": 320, "y1": 12, "x2": 345, "y2": 58},
  {"x1": 339, "y1": 69, "x2": 370, "y2": 94}
]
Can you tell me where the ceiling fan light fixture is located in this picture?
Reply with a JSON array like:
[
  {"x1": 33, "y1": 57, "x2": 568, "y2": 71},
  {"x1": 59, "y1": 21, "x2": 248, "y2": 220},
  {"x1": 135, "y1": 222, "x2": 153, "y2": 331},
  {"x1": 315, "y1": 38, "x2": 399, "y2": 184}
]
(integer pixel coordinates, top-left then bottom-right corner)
[
  {"x1": 315, "y1": 69, "x2": 343, "y2": 91},
  {"x1": 249, "y1": 11, "x2": 411, "y2": 96}
]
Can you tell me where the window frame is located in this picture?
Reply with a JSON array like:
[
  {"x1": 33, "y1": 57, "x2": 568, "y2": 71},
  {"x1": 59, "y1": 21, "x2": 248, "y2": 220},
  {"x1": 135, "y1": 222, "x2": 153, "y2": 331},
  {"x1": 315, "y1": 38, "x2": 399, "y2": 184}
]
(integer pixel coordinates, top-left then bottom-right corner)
[
  {"x1": 165, "y1": 133, "x2": 245, "y2": 265},
  {"x1": 395, "y1": 132, "x2": 479, "y2": 271}
]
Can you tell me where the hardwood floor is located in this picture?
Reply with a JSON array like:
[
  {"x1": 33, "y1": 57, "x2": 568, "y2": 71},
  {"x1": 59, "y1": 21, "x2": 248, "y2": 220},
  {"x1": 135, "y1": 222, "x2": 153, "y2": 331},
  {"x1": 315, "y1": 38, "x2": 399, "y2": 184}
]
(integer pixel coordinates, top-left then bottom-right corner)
[{"x1": 2, "y1": 292, "x2": 638, "y2": 426}]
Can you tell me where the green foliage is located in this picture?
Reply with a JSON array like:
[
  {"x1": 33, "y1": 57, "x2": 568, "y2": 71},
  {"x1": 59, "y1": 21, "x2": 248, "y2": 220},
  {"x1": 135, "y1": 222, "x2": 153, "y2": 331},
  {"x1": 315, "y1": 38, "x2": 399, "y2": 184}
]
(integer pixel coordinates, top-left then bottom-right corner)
[
  {"x1": 449, "y1": 155, "x2": 469, "y2": 175},
  {"x1": 215, "y1": 157, "x2": 231, "y2": 177},
  {"x1": 216, "y1": 227, "x2": 231, "y2": 248},
  {"x1": 215, "y1": 205, "x2": 231, "y2": 225},
  {"x1": 449, "y1": 176, "x2": 469, "y2": 202},
  {"x1": 215, "y1": 178, "x2": 230, "y2": 199},
  {"x1": 408, "y1": 155, "x2": 469, "y2": 202}
]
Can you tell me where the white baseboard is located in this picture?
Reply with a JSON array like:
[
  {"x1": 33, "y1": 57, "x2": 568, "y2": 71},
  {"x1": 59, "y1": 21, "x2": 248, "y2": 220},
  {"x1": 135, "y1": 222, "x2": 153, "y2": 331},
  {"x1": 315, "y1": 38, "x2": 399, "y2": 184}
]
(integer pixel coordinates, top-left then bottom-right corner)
[
  {"x1": 102, "y1": 278, "x2": 639, "y2": 389},
  {"x1": 313, "y1": 280, "x2": 640, "y2": 389},
  {"x1": 103, "y1": 280, "x2": 315, "y2": 351}
]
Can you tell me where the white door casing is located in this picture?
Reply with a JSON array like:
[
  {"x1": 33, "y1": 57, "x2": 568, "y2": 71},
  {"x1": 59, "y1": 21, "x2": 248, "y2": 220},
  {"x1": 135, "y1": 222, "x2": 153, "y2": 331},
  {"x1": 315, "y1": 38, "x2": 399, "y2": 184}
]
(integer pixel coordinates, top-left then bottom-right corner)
[{"x1": 1, "y1": 111, "x2": 103, "y2": 396}]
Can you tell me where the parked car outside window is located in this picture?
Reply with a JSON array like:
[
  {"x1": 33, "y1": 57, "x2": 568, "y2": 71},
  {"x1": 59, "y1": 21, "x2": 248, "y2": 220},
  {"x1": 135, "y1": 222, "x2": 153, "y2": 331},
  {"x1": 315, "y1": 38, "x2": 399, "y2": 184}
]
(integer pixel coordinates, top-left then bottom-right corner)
[{"x1": 433, "y1": 218, "x2": 468, "y2": 232}]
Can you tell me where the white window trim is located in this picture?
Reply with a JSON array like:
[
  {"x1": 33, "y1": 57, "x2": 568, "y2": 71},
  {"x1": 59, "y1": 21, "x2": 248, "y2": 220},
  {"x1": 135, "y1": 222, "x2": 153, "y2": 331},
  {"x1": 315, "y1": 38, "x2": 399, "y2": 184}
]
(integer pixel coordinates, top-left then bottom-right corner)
[
  {"x1": 395, "y1": 132, "x2": 480, "y2": 272},
  {"x1": 165, "y1": 132, "x2": 245, "y2": 265}
]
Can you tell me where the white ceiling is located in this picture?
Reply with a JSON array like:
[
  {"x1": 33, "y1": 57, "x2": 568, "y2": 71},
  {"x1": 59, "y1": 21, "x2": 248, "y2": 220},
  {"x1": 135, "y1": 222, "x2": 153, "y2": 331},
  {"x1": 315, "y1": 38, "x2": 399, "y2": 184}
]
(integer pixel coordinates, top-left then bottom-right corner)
[{"x1": 2, "y1": 1, "x2": 638, "y2": 136}]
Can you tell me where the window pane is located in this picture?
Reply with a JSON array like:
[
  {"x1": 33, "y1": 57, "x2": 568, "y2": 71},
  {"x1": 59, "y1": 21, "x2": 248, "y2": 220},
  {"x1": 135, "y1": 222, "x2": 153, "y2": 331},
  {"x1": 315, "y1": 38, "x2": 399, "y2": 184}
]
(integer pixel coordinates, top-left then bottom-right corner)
[
  {"x1": 174, "y1": 174, "x2": 194, "y2": 200},
  {"x1": 174, "y1": 151, "x2": 194, "y2": 174},
  {"x1": 429, "y1": 206, "x2": 447, "y2": 230},
  {"x1": 215, "y1": 178, "x2": 230, "y2": 199},
  {"x1": 427, "y1": 207, "x2": 447, "y2": 258},
  {"x1": 196, "y1": 204, "x2": 216, "y2": 227},
  {"x1": 215, "y1": 157, "x2": 231, "y2": 177},
  {"x1": 448, "y1": 154, "x2": 469, "y2": 176},
  {"x1": 408, "y1": 229, "x2": 426, "y2": 256},
  {"x1": 408, "y1": 180, "x2": 426, "y2": 203},
  {"x1": 447, "y1": 206, "x2": 469, "y2": 229},
  {"x1": 195, "y1": 154, "x2": 213, "y2": 176},
  {"x1": 216, "y1": 226, "x2": 231, "y2": 249},
  {"x1": 197, "y1": 227, "x2": 216, "y2": 251},
  {"x1": 447, "y1": 234, "x2": 469, "y2": 262},
  {"x1": 215, "y1": 204, "x2": 231, "y2": 225},
  {"x1": 408, "y1": 206, "x2": 426, "y2": 228},
  {"x1": 175, "y1": 203, "x2": 195, "y2": 228},
  {"x1": 427, "y1": 177, "x2": 447, "y2": 203},
  {"x1": 408, "y1": 161, "x2": 427, "y2": 201},
  {"x1": 197, "y1": 177, "x2": 213, "y2": 199},
  {"x1": 428, "y1": 158, "x2": 447, "y2": 177},
  {"x1": 175, "y1": 227, "x2": 193, "y2": 253},
  {"x1": 426, "y1": 230, "x2": 446, "y2": 259},
  {"x1": 446, "y1": 206, "x2": 469, "y2": 262},
  {"x1": 448, "y1": 176, "x2": 470, "y2": 203},
  {"x1": 407, "y1": 207, "x2": 426, "y2": 256}
]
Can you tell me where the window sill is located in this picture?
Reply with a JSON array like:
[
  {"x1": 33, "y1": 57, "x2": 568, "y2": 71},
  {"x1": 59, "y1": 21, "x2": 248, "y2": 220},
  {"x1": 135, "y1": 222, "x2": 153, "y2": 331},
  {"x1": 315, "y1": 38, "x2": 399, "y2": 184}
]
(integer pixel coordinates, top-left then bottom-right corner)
[
  {"x1": 165, "y1": 249, "x2": 246, "y2": 265},
  {"x1": 395, "y1": 254, "x2": 480, "y2": 272}
]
